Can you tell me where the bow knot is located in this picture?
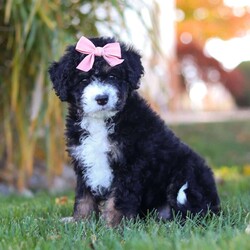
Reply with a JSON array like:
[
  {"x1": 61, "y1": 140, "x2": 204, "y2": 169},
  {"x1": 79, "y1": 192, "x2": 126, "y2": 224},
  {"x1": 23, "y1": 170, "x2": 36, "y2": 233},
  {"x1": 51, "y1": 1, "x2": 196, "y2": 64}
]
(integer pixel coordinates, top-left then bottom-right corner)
[
  {"x1": 94, "y1": 47, "x2": 103, "y2": 57},
  {"x1": 75, "y1": 36, "x2": 124, "y2": 72}
]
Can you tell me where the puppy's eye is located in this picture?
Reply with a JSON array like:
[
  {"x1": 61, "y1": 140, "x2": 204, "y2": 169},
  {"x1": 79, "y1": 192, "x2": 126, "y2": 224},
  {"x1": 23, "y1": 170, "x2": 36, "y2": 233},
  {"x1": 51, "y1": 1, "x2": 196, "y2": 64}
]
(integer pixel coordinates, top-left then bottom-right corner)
[
  {"x1": 80, "y1": 79, "x2": 89, "y2": 85},
  {"x1": 107, "y1": 75, "x2": 118, "y2": 80}
]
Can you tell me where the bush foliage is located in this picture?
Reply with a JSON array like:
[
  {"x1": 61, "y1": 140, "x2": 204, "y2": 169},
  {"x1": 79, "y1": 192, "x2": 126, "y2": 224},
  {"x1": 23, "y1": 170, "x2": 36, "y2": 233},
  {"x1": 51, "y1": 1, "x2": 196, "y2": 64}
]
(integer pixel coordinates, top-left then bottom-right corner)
[{"x1": 0, "y1": 0, "x2": 130, "y2": 190}]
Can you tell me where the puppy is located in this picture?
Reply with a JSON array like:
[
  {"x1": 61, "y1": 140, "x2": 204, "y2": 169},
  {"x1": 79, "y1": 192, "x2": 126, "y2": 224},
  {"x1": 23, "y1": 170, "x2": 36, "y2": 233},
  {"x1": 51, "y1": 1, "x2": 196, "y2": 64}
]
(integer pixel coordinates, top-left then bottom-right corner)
[{"x1": 49, "y1": 36, "x2": 220, "y2": 227}]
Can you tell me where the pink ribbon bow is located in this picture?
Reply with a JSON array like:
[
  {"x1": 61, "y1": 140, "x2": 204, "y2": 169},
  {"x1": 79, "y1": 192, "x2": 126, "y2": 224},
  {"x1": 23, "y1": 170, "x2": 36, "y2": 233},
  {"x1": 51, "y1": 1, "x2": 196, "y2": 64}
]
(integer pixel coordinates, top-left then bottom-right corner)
[{"x1": 75, "y1": 36, "x2": 124, "y2": 72}]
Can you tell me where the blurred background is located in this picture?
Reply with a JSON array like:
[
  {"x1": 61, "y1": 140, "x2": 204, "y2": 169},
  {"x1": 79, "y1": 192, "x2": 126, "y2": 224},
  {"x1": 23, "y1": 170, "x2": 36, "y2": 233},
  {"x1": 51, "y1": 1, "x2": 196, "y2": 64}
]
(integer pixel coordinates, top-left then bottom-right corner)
[{"x1": 1, "y1": 0, "x2": 250, "y2": 195}]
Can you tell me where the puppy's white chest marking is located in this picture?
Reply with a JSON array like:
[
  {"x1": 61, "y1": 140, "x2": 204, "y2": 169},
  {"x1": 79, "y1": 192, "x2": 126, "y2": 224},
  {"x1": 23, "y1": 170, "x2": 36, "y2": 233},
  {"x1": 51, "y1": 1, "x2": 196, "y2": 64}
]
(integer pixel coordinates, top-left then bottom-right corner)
[{"x1": 72, "y1": 117, "x2": 114, "y2": 195}]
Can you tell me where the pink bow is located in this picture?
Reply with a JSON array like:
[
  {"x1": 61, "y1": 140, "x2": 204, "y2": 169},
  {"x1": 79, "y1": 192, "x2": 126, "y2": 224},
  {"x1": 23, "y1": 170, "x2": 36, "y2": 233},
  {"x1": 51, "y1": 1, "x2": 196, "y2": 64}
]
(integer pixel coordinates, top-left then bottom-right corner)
[{"x1": 75, "y1": 36, "x2": 124, "y2": 72}]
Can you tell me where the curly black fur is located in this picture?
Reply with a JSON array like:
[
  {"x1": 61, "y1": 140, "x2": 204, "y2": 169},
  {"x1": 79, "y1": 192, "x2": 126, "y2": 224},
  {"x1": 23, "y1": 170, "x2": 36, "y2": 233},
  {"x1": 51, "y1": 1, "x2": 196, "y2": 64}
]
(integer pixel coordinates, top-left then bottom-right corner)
[{"x1": 49, "y1": 36, "x2": 220, "y2": 225}]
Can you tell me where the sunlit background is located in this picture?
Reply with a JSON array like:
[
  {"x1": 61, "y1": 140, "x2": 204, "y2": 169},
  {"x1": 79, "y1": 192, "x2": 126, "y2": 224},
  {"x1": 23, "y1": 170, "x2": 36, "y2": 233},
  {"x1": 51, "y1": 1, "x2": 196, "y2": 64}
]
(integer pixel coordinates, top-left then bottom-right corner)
[
  {"x1": 1, "y1": 0, "x2": 250, "y2": 192},
  {"x1": 118, "y1": 0, "x2": 250, "y2": 112}
]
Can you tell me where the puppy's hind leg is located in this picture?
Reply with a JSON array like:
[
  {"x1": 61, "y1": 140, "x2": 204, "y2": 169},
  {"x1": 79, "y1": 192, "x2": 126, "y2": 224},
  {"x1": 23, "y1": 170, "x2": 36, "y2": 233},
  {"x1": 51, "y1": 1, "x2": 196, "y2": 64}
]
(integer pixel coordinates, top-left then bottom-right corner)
[{"x1": 157, "y1": 204, "x2": 172, "y2": 220}]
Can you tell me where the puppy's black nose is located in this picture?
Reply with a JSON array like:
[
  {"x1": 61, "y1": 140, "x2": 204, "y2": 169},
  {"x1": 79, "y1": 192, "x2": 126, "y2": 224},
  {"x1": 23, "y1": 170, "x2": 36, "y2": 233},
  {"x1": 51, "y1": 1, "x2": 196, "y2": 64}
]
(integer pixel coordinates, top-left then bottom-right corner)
[{"x1": 95, "y1": 94, "x2": 109, "y2": 106}]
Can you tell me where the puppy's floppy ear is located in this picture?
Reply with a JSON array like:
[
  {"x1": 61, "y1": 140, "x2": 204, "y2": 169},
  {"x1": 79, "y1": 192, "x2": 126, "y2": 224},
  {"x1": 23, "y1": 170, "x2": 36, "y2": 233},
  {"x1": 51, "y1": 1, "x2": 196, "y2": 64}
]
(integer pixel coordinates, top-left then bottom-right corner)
[
  {"x1": 125, "y1": 48, "x2": 144, "y2": 89},
  {"x1": 48, "y1": 46, "x2": 76, "y2": 102}
]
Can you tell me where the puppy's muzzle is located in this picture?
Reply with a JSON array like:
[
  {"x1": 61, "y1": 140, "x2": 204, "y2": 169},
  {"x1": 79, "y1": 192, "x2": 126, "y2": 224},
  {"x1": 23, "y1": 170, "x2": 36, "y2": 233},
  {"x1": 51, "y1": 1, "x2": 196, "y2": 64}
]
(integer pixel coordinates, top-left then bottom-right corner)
[{"x1": 95, "y1": 94, "x2": 109, "y2": 106}]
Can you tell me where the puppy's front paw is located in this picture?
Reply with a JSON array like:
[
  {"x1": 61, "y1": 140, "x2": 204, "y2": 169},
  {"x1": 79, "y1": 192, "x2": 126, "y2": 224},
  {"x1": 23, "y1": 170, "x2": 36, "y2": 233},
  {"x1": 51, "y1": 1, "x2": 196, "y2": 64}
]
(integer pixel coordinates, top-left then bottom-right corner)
[
  {"x1": 73, "y1": 195, "x2": 97, "y2": 220},
  {"x1": 100, "y1": 197, "x2": 123, "y2": 227}
]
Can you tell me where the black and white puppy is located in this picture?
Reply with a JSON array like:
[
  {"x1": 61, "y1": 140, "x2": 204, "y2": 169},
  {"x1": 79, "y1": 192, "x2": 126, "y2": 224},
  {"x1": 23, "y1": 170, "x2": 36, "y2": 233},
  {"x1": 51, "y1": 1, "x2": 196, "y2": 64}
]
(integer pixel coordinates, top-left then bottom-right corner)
[{"x1": 49, "y1": 36, "x2": 220, "y2": 227}]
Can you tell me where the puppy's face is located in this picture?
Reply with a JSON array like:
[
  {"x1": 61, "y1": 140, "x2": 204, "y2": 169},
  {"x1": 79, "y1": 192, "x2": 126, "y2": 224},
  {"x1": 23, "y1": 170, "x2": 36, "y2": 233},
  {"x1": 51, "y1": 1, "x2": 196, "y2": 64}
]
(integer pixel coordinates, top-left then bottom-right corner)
[
  {"x1": 74, "y1": 68, "x2": 130, "y2": 119},
  {"x1": 49, "y1": 37, "x2": 144, "y2": 118},
  {"x1": 81, "y1": 77, "x2": 120, "y2": 118}
]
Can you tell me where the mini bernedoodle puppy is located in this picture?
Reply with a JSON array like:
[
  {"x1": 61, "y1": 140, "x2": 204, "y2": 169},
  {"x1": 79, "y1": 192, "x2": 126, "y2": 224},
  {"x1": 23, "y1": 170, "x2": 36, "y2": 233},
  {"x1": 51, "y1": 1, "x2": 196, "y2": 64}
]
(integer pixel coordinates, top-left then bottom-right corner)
[{"x1": 49, "y1": 36, "x2": 220, "y2": 227}]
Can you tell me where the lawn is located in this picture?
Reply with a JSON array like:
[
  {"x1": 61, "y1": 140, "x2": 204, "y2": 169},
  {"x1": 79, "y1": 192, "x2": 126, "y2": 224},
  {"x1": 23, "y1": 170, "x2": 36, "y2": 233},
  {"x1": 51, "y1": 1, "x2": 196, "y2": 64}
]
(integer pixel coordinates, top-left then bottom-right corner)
[
  {"x1": 1, "y1": 120, "x2": 250, "y2": 250},
  {"x1": 169, "y1": 120, "x2": 250, "y2": 166}
]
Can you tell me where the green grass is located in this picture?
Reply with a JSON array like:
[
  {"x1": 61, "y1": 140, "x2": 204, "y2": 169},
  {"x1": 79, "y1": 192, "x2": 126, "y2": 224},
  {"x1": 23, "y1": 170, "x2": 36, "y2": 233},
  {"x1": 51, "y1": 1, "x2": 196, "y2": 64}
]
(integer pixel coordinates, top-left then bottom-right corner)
[
  {"x1": 1, "y1": 120, "x2": 250, "y2": 249},
  {"x1": 0, "y1": 180, "x2": 250, "y2": 250},
  {"x1": 170, "y1": 120, "x2": 250, "y2": 166}
]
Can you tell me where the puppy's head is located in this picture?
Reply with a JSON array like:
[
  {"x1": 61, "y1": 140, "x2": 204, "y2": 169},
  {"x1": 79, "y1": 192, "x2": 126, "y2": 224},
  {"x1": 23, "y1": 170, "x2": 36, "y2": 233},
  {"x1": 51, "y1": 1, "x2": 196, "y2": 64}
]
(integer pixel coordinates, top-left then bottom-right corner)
[{"x1": 49, "y1": 37, "x2": 144, "y2": 118}]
